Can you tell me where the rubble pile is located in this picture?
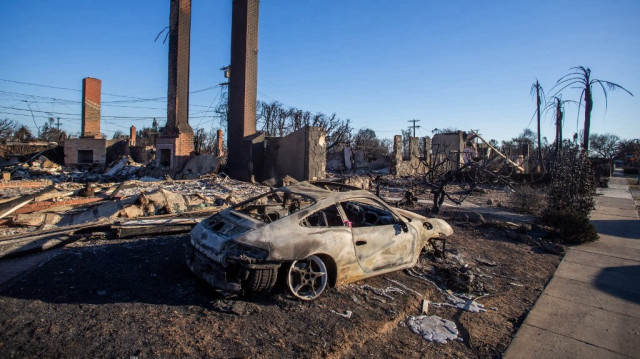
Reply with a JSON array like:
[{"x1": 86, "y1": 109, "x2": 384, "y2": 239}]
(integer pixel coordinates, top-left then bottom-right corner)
[
  {"x1": 0, "y1": 175, "x2": 267, "y2": 233},
  {"x1": 104, "y1": 155, "x2": 144, "y2": 180}
]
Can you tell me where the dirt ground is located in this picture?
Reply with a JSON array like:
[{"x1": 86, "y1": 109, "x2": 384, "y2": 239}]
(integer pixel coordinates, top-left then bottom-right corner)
[{"x1": 0, "y1": 211, "x2": 562, "y2": 358}]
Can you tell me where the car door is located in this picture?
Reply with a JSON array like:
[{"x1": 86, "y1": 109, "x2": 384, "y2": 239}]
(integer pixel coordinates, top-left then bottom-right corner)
[{"x1": 339, "y1": 198, "x2": 416, "y2": 273}]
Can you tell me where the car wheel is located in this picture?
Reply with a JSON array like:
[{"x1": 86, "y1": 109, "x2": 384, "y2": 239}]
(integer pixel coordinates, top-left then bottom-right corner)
[
  {"x1": 286, "y1": 255, "x2": 328, "y2": 300},
  {"x1": 244, "y1": 268, "x2": 278, "y2": 293}
]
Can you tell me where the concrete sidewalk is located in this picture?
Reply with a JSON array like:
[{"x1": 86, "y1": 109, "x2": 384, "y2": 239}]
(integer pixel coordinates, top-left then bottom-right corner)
[{"x1": 505, "y1": 176, "x2": 640, "y2": 359}]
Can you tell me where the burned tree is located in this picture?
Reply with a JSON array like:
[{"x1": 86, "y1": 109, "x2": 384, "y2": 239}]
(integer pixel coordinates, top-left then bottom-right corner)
[
  {"x1": 553, "y1": 66, "x2": 633, "y2": 152},
  {"x1": 530, "y1": 80, "x2": 545, "y2": 169}
]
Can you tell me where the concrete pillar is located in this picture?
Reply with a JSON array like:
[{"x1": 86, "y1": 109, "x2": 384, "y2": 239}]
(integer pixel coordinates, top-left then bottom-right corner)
[
  {"x1": 216, "y1": 129, "x2": 224, "y2": 156},
  {"x1": 409, "y1": 137, "x2": 419, "y2": 167},
  {"x1": 391, "y1": 135, "x2": 402, "y2": 175},
  {"x1": 227, "y1": 0, "x2": 260, "y2": 180},
  {"x1": 423, "y1": 136, "x2": 431, "y2": 165},
  {"x1": 81, "y1": 77, "x2": 101, "y2": 138}
]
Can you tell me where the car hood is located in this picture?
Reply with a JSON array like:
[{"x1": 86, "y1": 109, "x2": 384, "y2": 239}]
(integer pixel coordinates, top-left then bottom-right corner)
[{"x1": 394, "y1": 208, "x2": 453, "y2": 237}]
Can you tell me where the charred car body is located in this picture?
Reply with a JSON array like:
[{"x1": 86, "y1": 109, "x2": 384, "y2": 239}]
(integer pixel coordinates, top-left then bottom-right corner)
[{"x1": 186, "y1": 181, "x2": 453, "y2": 300}]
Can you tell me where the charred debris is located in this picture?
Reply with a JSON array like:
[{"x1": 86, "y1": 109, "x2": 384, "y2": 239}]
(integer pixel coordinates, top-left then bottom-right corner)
[{"x1": 1, "y1": 129, "x2": 565, "y2": 264}]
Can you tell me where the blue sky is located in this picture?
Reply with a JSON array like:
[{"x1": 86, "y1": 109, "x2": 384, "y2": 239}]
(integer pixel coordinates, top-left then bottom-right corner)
[{"x1": 1, "y1": 0, "x2": 638, "y2": 143}]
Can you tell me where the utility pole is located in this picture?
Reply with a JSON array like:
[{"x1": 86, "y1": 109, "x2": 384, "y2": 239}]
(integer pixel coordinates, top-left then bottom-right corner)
[
  {"x1": 408, "y1": 119, "x2": 421, "y2": 137},
  {"x1": 220, "y1": 65, "x2": 230, "y2": 126}
]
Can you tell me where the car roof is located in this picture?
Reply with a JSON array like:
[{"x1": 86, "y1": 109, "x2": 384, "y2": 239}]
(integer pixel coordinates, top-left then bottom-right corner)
[{"x1": 279, "y1": 181, "x2": 373, "y2": 202}]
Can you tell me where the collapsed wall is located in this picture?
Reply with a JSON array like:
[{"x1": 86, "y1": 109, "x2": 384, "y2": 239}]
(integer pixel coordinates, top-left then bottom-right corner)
[
  {"x1": 262, "y1": 126, "x2": 326, "y2": 182},
  {"x1": 391, "y1": 135, "x2": 431, "y2": 176}
]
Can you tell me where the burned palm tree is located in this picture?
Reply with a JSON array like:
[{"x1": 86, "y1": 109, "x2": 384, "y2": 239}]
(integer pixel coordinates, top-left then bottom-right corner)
[
  {"x1": 530, "y1": 80, "x2": 545, "y2": 169},
  {"x1": 553, "y1": 66, "x2": 633, "y2": 152},
  {"x1": 544, "y1": 95, "x2": 575, "y2": 155}
]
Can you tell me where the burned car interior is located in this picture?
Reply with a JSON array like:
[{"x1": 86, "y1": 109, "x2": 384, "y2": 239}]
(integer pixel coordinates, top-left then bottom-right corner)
[
  {"x1": 341, "y1": 200, "x2": 398, "y2": 228},
  {"x1": 233, "y1": 191, "x2": 316, "y2": 224},
  {"x1": 301, "y1": 205, "x2": 344, "y2": 227}
]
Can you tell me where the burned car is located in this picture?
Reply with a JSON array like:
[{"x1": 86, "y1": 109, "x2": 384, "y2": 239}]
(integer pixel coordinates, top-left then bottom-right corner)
[{"x1": 186, "y1": 181, "x2": 453, "y2": 300}]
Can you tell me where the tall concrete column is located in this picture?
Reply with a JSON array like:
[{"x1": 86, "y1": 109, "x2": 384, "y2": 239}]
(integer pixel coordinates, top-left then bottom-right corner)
[{"x1": 227, "y1": 0, "x2": 260, "y2": 180}]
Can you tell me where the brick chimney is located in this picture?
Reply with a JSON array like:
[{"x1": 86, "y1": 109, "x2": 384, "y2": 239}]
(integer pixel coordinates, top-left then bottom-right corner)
[
  {"x1": 130, "y1": 125, "x2": 136, "y2": 147},
  {"x1": 156, "y1": 0, "x2": 195, "y2": 171},
  {"x1": 81, "y1": 77, "x2": 101, "y2": 138},
  {"x1": 227, "y1": 0, "x2": 260, "y2": 180}
]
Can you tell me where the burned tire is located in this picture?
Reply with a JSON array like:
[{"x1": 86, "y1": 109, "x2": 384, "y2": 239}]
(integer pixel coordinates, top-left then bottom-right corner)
[{"x1": 244, "y1": 268, "x2": 277, "y2": 293}]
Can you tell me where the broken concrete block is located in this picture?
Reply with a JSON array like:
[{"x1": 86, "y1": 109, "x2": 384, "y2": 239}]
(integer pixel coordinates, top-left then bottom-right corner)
[
  {"x1": 281, "y1": 175, "x2": 298, "y2": 186},
  {"x1": 144, "y1": 203, "x2": 156, "y2": 215},
  {"x1": 38, "y1": 155, "x2": 61, "y2": 169},
  {"x1": 43, "y1": 213, "x2": 62, "y2": 225},
  {"x1": 120, "y1": 205, "x2": 144, "y2": 218},
  {"x1": 13, "y1": 213, "x2": 45, "y2": 226},
  {"x1": 145, "y1": 189, "x2": 187, "y2": 214},
  {"x1": 185, "y1": 195, "x2": 205, "y2": 207}
]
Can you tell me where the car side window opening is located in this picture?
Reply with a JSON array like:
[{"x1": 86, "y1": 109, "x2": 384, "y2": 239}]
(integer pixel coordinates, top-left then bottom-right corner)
[
  {"x1": 341, "y1": 200, "x2": 398, "y2": 228},
  {"x1": 302, "y1": 205, "x2": 344, "y2": 228}
]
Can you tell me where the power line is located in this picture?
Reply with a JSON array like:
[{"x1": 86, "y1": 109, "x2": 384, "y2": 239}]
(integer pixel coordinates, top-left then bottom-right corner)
[
  {"x1": 1, "y1": 78, "x2": 216, "y2": 106},
  {"x1": 0, "y1": 78, "x2": 80, "y2": 92}
]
